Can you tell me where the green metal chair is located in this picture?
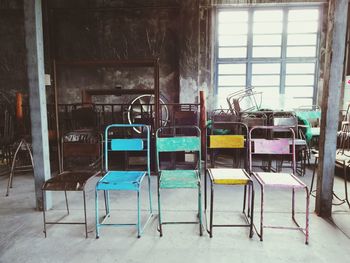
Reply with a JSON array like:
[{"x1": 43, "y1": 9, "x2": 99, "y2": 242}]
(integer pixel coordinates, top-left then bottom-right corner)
[{"x1": 156, "y1": 126, "x2": 203, "y2": 236}]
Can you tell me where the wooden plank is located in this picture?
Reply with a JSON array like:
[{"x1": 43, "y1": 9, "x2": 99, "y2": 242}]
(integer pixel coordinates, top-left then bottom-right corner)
[{"x1": 316, "y1": 0, "x2": 349, "y2": 217}]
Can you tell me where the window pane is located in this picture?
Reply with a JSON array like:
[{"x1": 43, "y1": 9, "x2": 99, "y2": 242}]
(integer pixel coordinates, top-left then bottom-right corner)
[
  {"x1": 286, "y1": 46, "x2": 316, "y2": 57},
  {"x1": 285, "y1": 98, "x2": 313, "y2": 110},
  {"x1": 253, "y1": 35, "x2": 282, "y2": 46},
  {"x1": 285, "y1": 86, "x2": 314, "y2": 97},
  {"x1": 219, "y1": 23, "x2": 248, "y2": 35},
  {"x1": 253, "y1": 47, "x2": 281, "y2": 58},
  {"x1": 252, "y1": 63, "x2": 280, "y2": 74},
  {"x1": 285, "y1": 75, "x2": 314, "y2": 86},
  {"x1": 253, "y1": 22, "x2": 283, "y2": 34},
  {"x1": 219, "y1": 47, "x2": 247, "y2": 58},
  {"x1": 219, "y1": 35, "x2": 247, "y2": 46},
  {"x1": 218, "y1": 64, "x2": 246, "y2": 75},
  {"x1": 252, "y1": 75, "x2": 280, "y2": 86},
  {"x1": 218, "y1": 75, "x2": 246, "y2": 86},
  {"x1": 288, "y1": 21, "x2": 318, "y2": 33},
  {"x1": 289, "y1": 9, "x2": 319, "y2": 21},
  {"x1": 254, "y1": 10, "x2": 283, "y2": 22},
  {"x1": 287, "y1": 34, "x2": 317, "y2": 45},
  {"x1": 219, "y1": 11, "x2": 248, "y2": 23},
  {"x1": 255, "y1": 87, "x2": 280, "y2": 109},
  {"x1": 286, "y1": 63, "x2": 315, "y2": 74}
]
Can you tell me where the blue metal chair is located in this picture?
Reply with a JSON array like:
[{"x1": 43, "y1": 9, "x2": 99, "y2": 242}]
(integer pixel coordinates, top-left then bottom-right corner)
[
  {"x1": 156, "y1": 126, "x2": 203, "y2": 236},
  {"x1": 95, "y1": 124, "x2": 153, "y2": 238}
]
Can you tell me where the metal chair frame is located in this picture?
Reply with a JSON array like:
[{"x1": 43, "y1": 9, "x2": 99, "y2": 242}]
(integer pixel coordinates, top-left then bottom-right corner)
[
  {"x1": 6, "y1": 138, "x2": 34, "y2": 196},
  {"x1": 156, "y1": 125, "x2": 203, "y2": 236},
  {"x1": 95, "y1": 124, "x2": 153, "y2": 238},
  {"x1": 271, "y1": 112, "x2": 307, "y2": 176},
  {"x1": 250, "y1": 126, "x2": 309, "y2": 244},
  {"x1": 42, "y1": 130, "x2": 102, "y2": 238},
  {"x1": 204, "y1": 121, "x2": 254, "y2": 238},
  {"x1": 310, "y1": 124, "x2": 350, "y2": 207}
]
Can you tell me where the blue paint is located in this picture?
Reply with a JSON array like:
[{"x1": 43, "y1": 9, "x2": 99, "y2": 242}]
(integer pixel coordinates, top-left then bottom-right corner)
[{"x1": 111, "y1": 139, "x2": 144, "y2": 151}]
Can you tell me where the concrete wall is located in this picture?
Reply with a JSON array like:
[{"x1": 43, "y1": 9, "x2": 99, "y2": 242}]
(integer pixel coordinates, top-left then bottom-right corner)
[
  {"x1": 0, "y1": 0, "x2": 27, "y2": 105},
  {"x1": 48, "y1": 0, "x2": 182, "y2": 105},
  {"x1": 0, "y1": 0, "x2": 337, "y2": 113}
]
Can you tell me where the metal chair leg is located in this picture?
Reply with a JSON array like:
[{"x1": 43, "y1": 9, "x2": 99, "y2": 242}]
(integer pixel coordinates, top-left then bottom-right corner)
[
  {"x1": 260, "y1": 185, "x2": 264, "y2": 242},
  {"x1": 310, "y1": 157, "x2": 318, "y2": 195},
  {"x1": 343, "y1": 164, "x2": 350, "y2": 208},
  {"x1": 292, "y1": 188, "x2": 295, "y2": 220},
  {"x1": 148, "y1": 175, "x2": 153, "y2": 214},
  {"x1": 209, "y1": 181, "x2": 214, "y2": 238},
  {"x1": 204, "y1": 170, "x2": 208, "y2": 211},
  {"x1": 42, "y1": 190, "x2": 47, "y2": 238},
  {"x1": 64, "y1": 191, "x2": 70, "y2": 215},
  {"x1": 83, "y1": 190, "x2": 88, "y2": 238},
  {"x1": 305, "y1": 187, "x2": 310, "y2": 245},
  {"x1": 198, "y1": 182, "x2": 203, "y2": 236},
  {"x1": 249, "y1": 183, "x2": 254, "y2": 238},
  {"x1": 6, "y1": 140, "x2": 24, "y2": 196},
  {"x1": 158, "y1": 187, "x2": 163, "y2": 237},
  {"x1": 95, "y1": 189, "x2": 100, "y2": 239},
  {"x1": 137, "y1": 191, "x2": 141, "y2": 238},
  {"x1": 243, "y1": 185, "x2": 247, "y2": 213}
]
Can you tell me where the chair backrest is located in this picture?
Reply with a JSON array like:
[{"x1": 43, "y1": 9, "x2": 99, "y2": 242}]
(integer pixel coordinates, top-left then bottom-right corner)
[
  {"x1": 240, "y1": 112, "x2": 268, "y2": 128},
  {"x1": 104, "y1": 124, "x2": 150, "y2": 174},
  {"x1": 156, "y1": 126, "x2": 201, "y2": 172},
  {"x1": 207, "y1": 122, "x2": 248, "y2": 169},
  {"x1": 249, "y1": 126, "x2": 296, "y2": 174},
  {"x1": 211, "y1": 109, "x2": 238, "y2": 122},
  {"x1": 61, "y1": 129, "x2": 102, "y2": 172},
  {"x1": 271, "y1": 112, "x2": 298, "y2": 134}
]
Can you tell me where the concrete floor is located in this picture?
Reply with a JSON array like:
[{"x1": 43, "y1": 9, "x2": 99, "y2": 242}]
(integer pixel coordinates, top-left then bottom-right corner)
[{"x1": 1, "y1": 164, "x2": 350, "y2": 263}]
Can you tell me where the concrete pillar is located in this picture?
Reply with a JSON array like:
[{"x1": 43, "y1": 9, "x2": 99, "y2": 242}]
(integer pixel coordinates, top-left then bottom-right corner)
[
  {"x1": 24, "y1": 0, "x2": 51, "y2": 210},
  {"x1": 316, "y1": 0, "x2": 349, "y2": 217}
]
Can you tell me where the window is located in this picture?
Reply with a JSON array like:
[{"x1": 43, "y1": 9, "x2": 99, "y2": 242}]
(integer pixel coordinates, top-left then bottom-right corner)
[{"x1": 216, "y1": 7, "x2": 321, "y2": 110}]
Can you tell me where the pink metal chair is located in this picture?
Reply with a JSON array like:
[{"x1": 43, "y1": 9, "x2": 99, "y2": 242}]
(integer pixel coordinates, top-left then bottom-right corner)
[{"x1": 249, "y1": 126, "x2": 309, "y2": 244}]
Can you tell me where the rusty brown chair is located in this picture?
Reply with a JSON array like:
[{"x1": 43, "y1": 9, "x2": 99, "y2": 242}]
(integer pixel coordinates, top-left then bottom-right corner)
[{"x1": 42, "y1": 129, "x2": 102, "y2": 238}]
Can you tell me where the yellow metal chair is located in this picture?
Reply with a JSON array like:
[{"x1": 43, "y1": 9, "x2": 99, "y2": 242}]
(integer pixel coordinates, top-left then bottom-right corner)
[{"x1": 205, "y1": 121, "x2": 254, "y2": 238}]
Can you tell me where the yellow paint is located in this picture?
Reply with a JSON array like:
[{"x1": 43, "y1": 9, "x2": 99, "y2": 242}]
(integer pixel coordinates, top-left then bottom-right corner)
[
  {"x1": 208, "y1": 168, "x2": 250, "y2": 185},
  {"x1": 209, "y1": 135, "x2": 244, "y2": 149}
]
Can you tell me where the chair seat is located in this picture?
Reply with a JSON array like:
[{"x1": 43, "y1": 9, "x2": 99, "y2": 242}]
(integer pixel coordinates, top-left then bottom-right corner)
[
  {"x1": 208, "y1": 168, "x2": 250, "y2": 185},
  {"x1": 253, "y1": 172, "x2": 305, "y2": 188},
  {"x1": 42, "y1": 170, "x2": 100, "y2": 191},
  {"x1": 96, "y1": 171, "x2": 146, "y2": 191},
  {"x1": 160, "y1": 170, "x2": 199, "y2": 189}
]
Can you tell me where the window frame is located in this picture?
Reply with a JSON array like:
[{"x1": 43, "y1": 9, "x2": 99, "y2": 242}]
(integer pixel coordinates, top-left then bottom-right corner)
[{"x1": 214, "y1": 5, "x2": 323, "y2": 109}]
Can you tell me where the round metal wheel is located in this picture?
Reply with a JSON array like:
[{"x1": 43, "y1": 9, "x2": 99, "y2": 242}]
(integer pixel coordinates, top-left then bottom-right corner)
[{"x1": 127, "y1": 94, "x2": 169, "y2": 133}]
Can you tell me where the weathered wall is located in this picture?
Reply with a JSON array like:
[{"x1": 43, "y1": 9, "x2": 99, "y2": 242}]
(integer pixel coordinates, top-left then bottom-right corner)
[
  {"x1": 48, "y1": 0, "x2": 181, "y2": 105},
  {"x1": 0, "y1": 0, "x2": 27, "y2": 105},
  {"x1": 0, "y1": 0, "x2": 336, "y2": 112},
  {"x1": 179, "y1": 0, "x2": 200, "y2": 103}
]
